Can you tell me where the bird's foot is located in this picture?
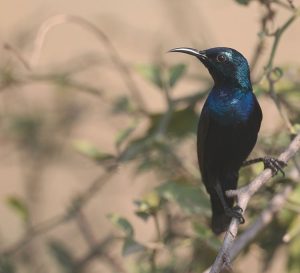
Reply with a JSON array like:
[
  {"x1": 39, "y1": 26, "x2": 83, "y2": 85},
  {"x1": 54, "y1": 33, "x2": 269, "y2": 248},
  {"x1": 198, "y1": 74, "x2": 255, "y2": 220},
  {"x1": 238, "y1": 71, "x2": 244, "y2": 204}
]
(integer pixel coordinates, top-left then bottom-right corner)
[
  {"x1": 225, "y1": 206, "x2": 245, "y2": 224},
  {"x1": 262, "y1": 157, "x2": 286, "y2": 177}
]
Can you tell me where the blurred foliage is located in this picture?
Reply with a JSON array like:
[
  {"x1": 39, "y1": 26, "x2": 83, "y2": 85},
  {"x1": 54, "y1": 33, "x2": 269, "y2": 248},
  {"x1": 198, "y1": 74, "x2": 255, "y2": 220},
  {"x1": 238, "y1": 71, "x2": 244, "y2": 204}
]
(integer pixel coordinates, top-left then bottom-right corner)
[
  {"x1": 6, "y1": 196, "x2": 29, "y2": 223},
  {"x1": 0, "y1": 1, "x2": 300, "y2": 273}
]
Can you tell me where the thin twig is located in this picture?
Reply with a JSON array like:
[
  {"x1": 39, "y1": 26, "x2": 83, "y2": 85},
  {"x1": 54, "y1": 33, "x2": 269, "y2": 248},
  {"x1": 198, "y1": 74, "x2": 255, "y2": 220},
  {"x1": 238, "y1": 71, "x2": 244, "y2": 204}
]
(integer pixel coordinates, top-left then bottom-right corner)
[
  {"x1": 30, "y1": 14, "x2": 147, "y2": 112},
  {"x1": 254, "y1": 10, "x2": 299, "y2": 84},
  {"x1": 0, "y1": 214, "x2": 66, "y2": 256},
  {"x1": 204, "y1": 133, "x2": 300, "y2": 273},
  {"x1": 230, "y1": 182, "x2": 293, "y2": 259},
  {"x1": 73, "y1": 235, "x2": 127, "y2": 273},
  {"x1": 266, "y1": 71, "x2": 294, "y2": 133},
  {"x1": 0, "y1": 168, "x2": 117, "y2": 256},
  {"x1": 229, "y1": 166, "x2": 300, "y2": 258},
  {"x1": 76, "y1": 210, "x2": 97, "y2": 247},
  {"x1": 149, "y1": 212, "x2": 162, "y2": 273},
  {"x1": 3, "y1": 43, "x2": 32, "y2": 71}
]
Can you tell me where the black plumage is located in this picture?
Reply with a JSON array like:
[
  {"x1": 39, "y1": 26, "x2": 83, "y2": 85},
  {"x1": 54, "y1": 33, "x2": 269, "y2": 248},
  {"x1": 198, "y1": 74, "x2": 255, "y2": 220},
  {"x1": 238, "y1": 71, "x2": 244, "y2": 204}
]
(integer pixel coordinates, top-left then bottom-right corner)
[{"x1": 169, "y1": 47, "x2": 262, "y2": 234}]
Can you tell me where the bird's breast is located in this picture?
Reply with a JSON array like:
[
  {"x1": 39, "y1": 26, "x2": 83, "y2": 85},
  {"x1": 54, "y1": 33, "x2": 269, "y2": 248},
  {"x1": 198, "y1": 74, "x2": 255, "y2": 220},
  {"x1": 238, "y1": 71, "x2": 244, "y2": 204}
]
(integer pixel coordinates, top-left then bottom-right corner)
[{"x1": 206, "y1": 91, "x2": 255, "y2": 125}]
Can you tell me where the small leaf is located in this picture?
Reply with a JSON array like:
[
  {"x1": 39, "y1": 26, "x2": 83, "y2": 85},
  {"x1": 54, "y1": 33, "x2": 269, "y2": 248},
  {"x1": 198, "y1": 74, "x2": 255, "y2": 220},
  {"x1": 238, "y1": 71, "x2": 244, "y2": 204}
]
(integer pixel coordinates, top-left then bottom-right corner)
[
  {"x1": 112, "y1": 96, "x2": 132, "y2": 114},
  {"x1": 136, "y1": 64, "x2": 163, "y2": 88},
  {"x1": 134, "y1": 191, "x2": 162, "y2": 221},
  {"x1": 0, "y1": 257, "x2": 15, "y2": 273},
  {"x1": 116, "y1": 124, "x2": 137, "y2": 149},
  {"x1": 143, "y1": 191, "x2": 161, "y2": 209},
  {"x1": 119, "y1": 136, "x2": 151, "y2": 162},
  {"x1": 156, "y1": 180, "x2": 210, "y2": 215},
  {"x1": 135, "y1": 208, "x2": 151, "y2": 221},
  {"x1": 283, "y1": 214, "x2": 300, "y2": 243},
  {"x1": 193, "y1": 223, "x2": 221, "y2": 251},
  {"x1": 169, "y1": 64, "x2": 186, "y2": 87},
  {"x1": 147, "y1": 106, "x2": 198, "y2": 138},
  {"x1": 6, "y1": 196, "x2": 29, "y2": 222},
  {"x1": 107, "y1": 213, "x2": 134, "y2": 237},
  {"x1": 122, "y1": 237, "x2": 145, "y2": 256},
  {"x1": 288, "y1": 234, "x2": 300, "y2": 273},
  {"x1": 48, "y1": 240, "x2": 75, "y2": 272},
  {"x1": 235, "y1": 0, "x2": 250, "y2": 5},
  {"x1": 72, "y1": 140, "x2": 115, "y2": 162}
]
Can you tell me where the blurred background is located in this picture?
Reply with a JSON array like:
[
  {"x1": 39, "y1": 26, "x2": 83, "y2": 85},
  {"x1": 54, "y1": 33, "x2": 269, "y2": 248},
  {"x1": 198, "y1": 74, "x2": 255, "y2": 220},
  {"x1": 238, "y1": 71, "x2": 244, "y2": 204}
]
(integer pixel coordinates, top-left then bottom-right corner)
[{"x1": 0, "y1": 0, "x2": 300, "y2": 272}]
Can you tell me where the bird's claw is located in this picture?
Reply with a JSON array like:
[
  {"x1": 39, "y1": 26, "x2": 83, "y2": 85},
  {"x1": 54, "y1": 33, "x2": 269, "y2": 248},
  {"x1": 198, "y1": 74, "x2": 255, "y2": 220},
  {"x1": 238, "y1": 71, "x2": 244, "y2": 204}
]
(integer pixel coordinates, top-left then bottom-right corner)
[
  {"x1": 225, "y1": 206, "x2": 245, "y2": 224},
  {"x1": 263, "y1": 157, "x2": 286, "y2": 177}
]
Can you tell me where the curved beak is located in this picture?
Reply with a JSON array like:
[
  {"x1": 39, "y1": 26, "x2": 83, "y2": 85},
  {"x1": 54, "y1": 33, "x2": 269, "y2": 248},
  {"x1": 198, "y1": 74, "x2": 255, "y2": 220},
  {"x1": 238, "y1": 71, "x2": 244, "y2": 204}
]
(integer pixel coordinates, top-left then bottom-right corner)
[{"x1": 168, "y1": 47, "x2": 207, "y2": 60}]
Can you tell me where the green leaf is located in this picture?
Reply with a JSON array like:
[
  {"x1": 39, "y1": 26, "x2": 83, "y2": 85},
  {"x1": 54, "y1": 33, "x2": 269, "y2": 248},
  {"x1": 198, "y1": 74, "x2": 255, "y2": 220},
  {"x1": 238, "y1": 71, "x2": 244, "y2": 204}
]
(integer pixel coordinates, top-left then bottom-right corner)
[
  {"x1": 193, "y1": 223, "x2": 221, "y2": 251},
  {"x1": 6, "y1": 196, "x2": 29, "y2": 222},
  {"x1": 134, "y1": 191, "x2": 162, "y2": 221},
  {"x1": 119, "y1": 136, "x2": 152, "y2": 162},
  {"x1": 288, "y1": 235, "x2": 300, "y2": 273},
  {"x1": 235, "y1": 0, "x2": 250, "y2": 5},
  {"x1": 148, "y1": 106, "x2": 198, "y2": 138},
  {"x1": 116, "y1": 124, "x2": 137, "y2": 149},
  {"x1": 169, "y1": 64, "x2": 186, "y2": 87},
  {"x1": 0, "y1": 257, "x2": 15, "y2": 273},
  {"x1": 143, "y1": 191, "x2": 161, "y2": 209},
  {"x1": 8, "y1": 114, "x2": 43, "y2": 149},
  {"x1": 107, "y1": 213, "x2": 134, "y2": 237},
  {"x1": 288, "y1": 184, "x2": 300, "y2": 205},
  {"x1": 112, "y1": 96, "x2": 132, "y2": 114},
  {"x1": 283, "y1": 214, "x2": 300, "y2": 243},
  {"x1": 72, "y1": 140, "x2": 115, "y2": 162},
  {"x1": 136, "y1": 64, "x2": 163, "y2": 88},
  {"x1": 156, "y1": 180, "x2": 210, "y2": 215},
  {"x1": 48, "y1": 240, "x2": 75, "y2": 272},
  {"x1": 122, "y1": 237, "x2": 145, "y2": 256}
]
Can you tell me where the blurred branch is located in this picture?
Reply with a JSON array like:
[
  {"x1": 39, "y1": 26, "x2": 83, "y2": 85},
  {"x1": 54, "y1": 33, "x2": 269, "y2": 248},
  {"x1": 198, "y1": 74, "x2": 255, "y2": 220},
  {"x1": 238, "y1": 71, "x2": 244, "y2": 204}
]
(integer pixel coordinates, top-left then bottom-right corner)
[
  {"x1": 3, "y1": 43, "x2": 31, "y2": 71},
  {"x1": 250, "y1": 0, "x2": 274, "y2": 72},
  {"x1": 74, "y1": 235, "x2": 127, "y2": 273},
  {"x1": 256, "y1": 8, "x2": 299, "y2": 133},
  {"x1": 30, "y1": 14, "x2": 147, "y2": 113},
  {"x1": 0, "y1": 167, "x2": 117, "y2": 257},
  {"x1": 204, "y1": 133, "x2": 300, "y2": 273},
  {"x1": 149, "y1": 211, "x2": 162, "y2": 273},
  {"x1": 29, "y1": 73, "x2": 103, "y2": 97},
  {"x1": 273, "y1": 0, "x2": 295, "y2": 10},
  {"x1": 266, "y1": 70, "x2": 294, "y2": 133},
  {"x1": 265, "y1": 11, "x2": 298, "y2": 71},
  {"x1": 76, "y1": 210, "x2": 97, "y2": 247},
  {"x1": 254, "y1": 7, "x2": 299, "y2": 83},
  {"x1": 229, "y1": 178, "x2": 295, "y2": 259},
  {"x1": 0, "y1": 213, "x2": 66, "y2": 256}
]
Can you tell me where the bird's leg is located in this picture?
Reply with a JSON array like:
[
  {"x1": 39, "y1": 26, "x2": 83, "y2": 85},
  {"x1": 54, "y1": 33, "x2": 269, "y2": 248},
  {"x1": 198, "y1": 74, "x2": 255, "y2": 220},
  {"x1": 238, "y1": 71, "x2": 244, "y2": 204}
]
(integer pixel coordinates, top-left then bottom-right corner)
[
  {"x1": 214, "y1": 183, "x2": 245, "y2": 224},
  {"x1": 242, "y1": 156, "x2": 286, "y2": 176}
]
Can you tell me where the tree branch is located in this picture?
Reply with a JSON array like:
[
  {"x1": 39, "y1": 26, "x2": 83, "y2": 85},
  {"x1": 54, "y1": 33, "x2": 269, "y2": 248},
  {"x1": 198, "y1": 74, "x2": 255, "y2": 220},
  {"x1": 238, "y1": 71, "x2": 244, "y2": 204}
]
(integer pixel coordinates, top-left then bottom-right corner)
[
  {"x1": 30, "y1": 14, "x2": 147, "y2": 113},
  {"x1": 230, "y1": 182, "x2": 292, "y2": 259},
  {"x1": 204, "y1": 132, "x2": 300, "y2": 273}
]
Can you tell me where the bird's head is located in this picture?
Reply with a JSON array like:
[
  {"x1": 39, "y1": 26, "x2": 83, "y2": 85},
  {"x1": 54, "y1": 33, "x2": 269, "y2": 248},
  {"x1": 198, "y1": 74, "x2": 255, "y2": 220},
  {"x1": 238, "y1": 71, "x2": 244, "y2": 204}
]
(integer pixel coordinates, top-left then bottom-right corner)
[{"x1": 169, "y1": 47, "x2": 251, "y2": 89}]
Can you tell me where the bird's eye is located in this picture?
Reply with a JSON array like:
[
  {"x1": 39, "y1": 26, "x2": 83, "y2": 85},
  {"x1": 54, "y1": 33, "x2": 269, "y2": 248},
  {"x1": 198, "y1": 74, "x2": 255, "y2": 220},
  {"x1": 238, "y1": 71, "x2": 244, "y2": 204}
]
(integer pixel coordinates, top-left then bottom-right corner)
[{"x1": 216, "y1": 54, "x2": 227, "y2": 63}]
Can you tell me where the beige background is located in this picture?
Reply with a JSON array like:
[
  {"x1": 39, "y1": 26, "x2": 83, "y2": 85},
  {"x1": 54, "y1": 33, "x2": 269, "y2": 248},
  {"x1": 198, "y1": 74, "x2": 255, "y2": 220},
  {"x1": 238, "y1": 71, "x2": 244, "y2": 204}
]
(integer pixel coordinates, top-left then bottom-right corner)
[{"x1": 0, "y1": 0, "x2": 299, "y2": 272}]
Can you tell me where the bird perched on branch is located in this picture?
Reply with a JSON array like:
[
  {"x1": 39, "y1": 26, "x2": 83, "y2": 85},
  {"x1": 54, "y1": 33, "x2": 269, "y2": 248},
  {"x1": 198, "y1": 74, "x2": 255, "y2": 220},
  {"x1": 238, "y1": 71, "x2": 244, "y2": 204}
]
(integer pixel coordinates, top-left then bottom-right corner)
[{"x1": 169, "y1": 47, "x2": 285, "y2": 234}]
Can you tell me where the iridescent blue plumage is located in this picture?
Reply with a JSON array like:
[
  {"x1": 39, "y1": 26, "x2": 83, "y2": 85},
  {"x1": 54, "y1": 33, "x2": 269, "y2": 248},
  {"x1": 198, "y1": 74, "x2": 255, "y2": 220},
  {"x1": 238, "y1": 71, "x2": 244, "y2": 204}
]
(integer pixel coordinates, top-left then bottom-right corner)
[
  {"x1": 169, "y1": 47, "x2": 262, "y2": 234},
  {"x1": 206, "y1": 87, "x2": 256, "y2": 125}
]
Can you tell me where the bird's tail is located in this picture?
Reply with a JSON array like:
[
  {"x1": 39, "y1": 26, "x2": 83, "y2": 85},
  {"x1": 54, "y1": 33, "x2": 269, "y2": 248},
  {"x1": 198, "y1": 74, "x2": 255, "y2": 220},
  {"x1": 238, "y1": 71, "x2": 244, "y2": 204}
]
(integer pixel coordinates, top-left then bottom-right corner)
[{"x1": 210, "y1": 191, "x2": 234, "y2": 235}]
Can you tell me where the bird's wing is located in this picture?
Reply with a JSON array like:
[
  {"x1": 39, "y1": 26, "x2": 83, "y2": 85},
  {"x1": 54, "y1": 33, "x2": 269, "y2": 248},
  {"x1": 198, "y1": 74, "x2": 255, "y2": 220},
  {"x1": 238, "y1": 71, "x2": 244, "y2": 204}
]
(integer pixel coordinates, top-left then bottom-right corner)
[
  {"x1": 197, "y1": 105, "x2": 210, "y2": 183},
  {"x1": 252, "y1": 95, "x2": 263, "y2": 132}
]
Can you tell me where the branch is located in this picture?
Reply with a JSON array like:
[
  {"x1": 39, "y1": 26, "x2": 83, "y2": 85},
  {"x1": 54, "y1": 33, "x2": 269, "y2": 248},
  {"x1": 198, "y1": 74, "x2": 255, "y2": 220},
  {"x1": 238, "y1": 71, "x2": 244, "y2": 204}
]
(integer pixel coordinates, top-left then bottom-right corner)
[
  {"x1": 30, "y1": 14, "x2": 147, "y2": 112},
  {"x1": 204, "y1": 132, "x2": 300, "y2": 273},
  {"x1": 0, "y1": 168, "x2": 116, "y2": 256},
  {"x1": 230, "y1": 182, "x2": 292, "y2": 259},
  {"x1": 230, "y1": 162, "x2": 300, "y2": 259}
]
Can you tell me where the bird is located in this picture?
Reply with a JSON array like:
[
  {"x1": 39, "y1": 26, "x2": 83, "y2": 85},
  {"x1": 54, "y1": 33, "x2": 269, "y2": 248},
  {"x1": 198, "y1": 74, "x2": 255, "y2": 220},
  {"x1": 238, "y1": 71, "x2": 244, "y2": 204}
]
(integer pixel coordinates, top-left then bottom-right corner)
[{"x1": 169, "y1": 47, "x2": 285, "y2": 234}]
